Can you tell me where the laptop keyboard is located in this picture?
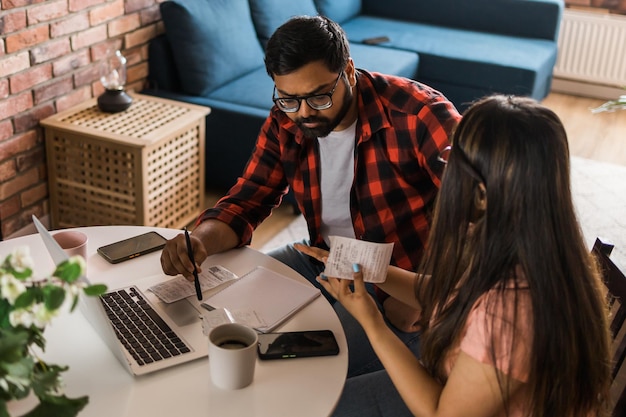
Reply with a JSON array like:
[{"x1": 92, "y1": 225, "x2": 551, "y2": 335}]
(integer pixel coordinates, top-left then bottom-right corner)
[{"x1": 100, "y1": 286, "x2": 191, "y2": 366}]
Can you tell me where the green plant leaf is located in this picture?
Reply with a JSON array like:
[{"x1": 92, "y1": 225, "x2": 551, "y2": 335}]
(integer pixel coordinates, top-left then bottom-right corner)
[
  {"x1": 14, "y1": 289, "x2": 37, "y2": 310},
  {"x1": 0, "y1": 328, "x2": 30, "y2": 363},
  {"x1": 21, "y1": 394, "x2": 88, "y2": 417},
  {"x1": 29, "y1": 328, "x2": 46, "y2": 351},
  {"x1": 42, "y1": 285, "x2": 65, "y2": 311},
  {"x1": 2, "y1": 357, "x2": 34, "y2": 398},
  {"x1": 83, "y1": 284, "x2": 107, "y2": 297},
  {"x1": 53, "y1": 262, "x2": 82, "y2": 284},
  {"x1": 31, "y1": 362, "x2": 67, "y2": 399},
  {"x1": 0, "y1": 401, "x2": 9, "y2": 417},
  {"x1": 10, "y1": 267, "x2": 32, "y2": 281},
  {"x1": 0, "y1": 300, "x2": 12, "y2": 329},
  {"x1": 69, "y1": 295, "x2": 79, "y2": 313}
]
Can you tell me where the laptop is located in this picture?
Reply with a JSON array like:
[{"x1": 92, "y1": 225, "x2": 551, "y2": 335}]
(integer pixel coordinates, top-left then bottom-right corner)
[{"x1": 32, "y1": 216, "x2": 208, "y2": 376}]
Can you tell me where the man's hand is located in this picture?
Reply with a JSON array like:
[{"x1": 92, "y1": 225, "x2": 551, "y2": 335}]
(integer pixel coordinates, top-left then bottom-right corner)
[
  {"x1": 293, "y1": 242, "x2": 328, "y2": 263},
  {"x1": 160, "y1": 233, "x2": 207, "y2": 281},
  {"x1": 383, "y1": 297, "x2": 422, "y2": 333},
  {"x1": 160, "y1": 219, "x2": 239, "y2": 281}
]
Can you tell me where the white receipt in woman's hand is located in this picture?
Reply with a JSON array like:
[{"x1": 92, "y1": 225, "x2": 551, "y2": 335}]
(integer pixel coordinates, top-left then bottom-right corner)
[{"x1": 323, "y1": 236, "x2": 394, "y2": 283}]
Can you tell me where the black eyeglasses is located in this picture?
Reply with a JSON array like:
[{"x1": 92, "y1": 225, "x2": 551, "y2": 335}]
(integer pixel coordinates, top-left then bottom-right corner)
[{"x1": 272, "y1": 72, "x2": 343, "y2": 113}]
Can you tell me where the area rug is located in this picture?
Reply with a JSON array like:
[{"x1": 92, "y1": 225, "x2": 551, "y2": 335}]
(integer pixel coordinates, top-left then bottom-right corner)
[{"x1": 570, "y1": 156, "x2": 626, "y2": 266}]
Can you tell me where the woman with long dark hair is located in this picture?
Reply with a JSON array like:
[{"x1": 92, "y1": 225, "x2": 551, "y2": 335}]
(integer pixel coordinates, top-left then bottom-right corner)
[{"x1": 298, "y1": 95, "x2": 612, "y2": 416}]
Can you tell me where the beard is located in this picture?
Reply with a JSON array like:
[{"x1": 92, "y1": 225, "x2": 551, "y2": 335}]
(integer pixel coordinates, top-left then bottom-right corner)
[{"x1": 295, "y1": 81, "x2": 353, "y2": 139}]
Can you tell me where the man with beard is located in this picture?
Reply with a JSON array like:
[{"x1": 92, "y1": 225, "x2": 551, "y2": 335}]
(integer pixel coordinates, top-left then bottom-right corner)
[{"x1": 160, "y1": 15, "x2": 461, "y2": 377}]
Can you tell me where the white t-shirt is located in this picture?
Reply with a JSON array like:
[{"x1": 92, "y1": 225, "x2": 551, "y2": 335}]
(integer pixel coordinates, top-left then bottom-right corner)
[{"x1": 318, "y1": 120, "x2": 357, "y2": 245}]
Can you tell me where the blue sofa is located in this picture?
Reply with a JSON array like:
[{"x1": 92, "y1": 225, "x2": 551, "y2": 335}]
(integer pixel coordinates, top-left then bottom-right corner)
[{"x1": 143, "y1": 0, "x2": 563, "y2": 193}]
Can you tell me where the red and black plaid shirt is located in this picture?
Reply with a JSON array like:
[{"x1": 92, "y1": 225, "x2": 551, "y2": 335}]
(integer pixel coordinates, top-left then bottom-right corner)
[{"x1": 199, "y1": 70, "x2": 461, "y2": 271}]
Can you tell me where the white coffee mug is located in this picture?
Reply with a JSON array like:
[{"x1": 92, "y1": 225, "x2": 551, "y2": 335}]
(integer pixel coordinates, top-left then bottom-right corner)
[{"x1": 208, "y1": 323, "x2": 258, "y2": 390}]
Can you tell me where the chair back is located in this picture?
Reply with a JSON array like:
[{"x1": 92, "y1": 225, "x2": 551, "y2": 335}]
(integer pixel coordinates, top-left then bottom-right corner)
[{"x1": 592, "y1": 238, "x2": 626, "y2": 416}]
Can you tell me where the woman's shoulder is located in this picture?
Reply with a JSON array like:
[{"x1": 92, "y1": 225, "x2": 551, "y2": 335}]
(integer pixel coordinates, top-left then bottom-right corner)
[{"x1": 461, "y1": 272, "x2": 533, "y2": 381}]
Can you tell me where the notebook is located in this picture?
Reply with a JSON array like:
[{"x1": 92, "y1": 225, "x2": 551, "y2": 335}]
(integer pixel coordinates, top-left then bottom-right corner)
[
  {"x1": 201, "y1": 266, "x2": 321, "y2": 333},
  {"x1": 32, "y1": 216, "x2": 208, "y2": 376}
]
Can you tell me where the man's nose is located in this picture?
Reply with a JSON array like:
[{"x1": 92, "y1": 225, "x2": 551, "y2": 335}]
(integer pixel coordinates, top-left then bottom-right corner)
[{"x1": 296, "y1": 99, "x2": 315, "y2": 118}]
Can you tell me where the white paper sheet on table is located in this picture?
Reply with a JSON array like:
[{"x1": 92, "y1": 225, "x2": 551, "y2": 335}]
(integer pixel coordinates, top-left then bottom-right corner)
[
  {"x1": 200, "y1": 266, "x2": 320, "y2": 333},
  {"x1": 324, "y1": 236, "x2": 394, "y2": 283}
]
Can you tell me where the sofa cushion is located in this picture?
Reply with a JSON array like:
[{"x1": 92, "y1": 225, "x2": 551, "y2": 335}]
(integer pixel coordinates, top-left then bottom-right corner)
[
  {"x1": 314, "y1": 0, "x2": 361, "y2": 24},
  {"x1": 208, "y1": 68, "x2": 275, "y2": 110},
  {"x1": 350, "y1": 43, "x2": 418, "y2": 79},
  {"x1": 249, "y1": 0, "x2": 319, "y2": 46},
  {"x1": 160, "y1": 0, "x2": 264, "y2": 97},
  {"x1": 341, "y1": 16, "x2": 557, "y2": 99}
]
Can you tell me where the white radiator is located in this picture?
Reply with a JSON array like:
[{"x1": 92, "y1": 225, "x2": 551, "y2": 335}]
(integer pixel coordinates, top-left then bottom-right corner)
[{"x1": 554, "y1": 9, "x2": 626, "y2": 87}]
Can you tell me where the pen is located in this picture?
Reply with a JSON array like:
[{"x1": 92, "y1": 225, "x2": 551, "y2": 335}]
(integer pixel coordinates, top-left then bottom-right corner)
[{"x1": 184, "y1": 227, "x2": 202, "y2": 301}]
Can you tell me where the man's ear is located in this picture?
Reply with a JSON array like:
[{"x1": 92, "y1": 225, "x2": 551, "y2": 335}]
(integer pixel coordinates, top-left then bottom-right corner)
[
  {"x1": 345, "y1": 58, "x2": 356, "y2": 87},
  {"x1": 474, "y1": 183, "x2": 487, "y2": 211}
]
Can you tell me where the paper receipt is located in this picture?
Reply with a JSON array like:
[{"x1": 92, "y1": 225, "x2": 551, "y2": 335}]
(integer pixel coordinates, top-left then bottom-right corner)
[
  {"x1": 149, "y1": 265, "x2": 238, "y2": 303},
  {"x1": 324, "y1": 236, "x2": 394, "y2": 283}
]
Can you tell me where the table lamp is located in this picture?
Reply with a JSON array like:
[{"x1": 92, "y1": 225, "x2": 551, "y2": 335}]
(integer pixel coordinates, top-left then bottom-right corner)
[{"x1": 97, "y1": 50, "x2": 133, "y2": 113}]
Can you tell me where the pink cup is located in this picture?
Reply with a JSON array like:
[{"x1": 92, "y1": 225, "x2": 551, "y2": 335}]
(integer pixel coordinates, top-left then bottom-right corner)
[{"x1": 52, "y1": 230, "x2": 88, "y2": 260}]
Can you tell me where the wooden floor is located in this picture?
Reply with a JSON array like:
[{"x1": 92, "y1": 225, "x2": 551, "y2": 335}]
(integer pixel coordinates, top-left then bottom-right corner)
[
  {"x1": 541, "y1": 93, "x2": 626, "y2": 167},
  {"x1": 206, "y1": 91, "x2": 626, "y2": 249}
]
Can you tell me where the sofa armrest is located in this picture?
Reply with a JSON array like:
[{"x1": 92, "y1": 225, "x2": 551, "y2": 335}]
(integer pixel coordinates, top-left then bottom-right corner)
[
  {"x1": 147, "y1": 34, "x2": 182, "y2": 92},
  {"x1": 141, "y1": 89, "x2": 270, "y2": 120},
  {"x1": 361, "y1": 0, "x2": 563, "y2": 41}
]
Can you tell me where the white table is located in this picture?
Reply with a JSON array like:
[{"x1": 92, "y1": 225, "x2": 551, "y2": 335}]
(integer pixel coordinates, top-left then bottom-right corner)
[{"x1": 1, "y1": 226, "x2": 348, "y2": 417}]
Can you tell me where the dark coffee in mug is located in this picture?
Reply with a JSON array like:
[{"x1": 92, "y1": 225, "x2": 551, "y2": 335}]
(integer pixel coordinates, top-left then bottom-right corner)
[{"x1": 217, "y1": 338, "x2": 250, "y2": 350}]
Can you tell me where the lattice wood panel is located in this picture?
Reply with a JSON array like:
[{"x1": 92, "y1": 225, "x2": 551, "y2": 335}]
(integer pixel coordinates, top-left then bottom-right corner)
[{"x1": 145, "y1": 126, "x2": 202, "y2": 227}]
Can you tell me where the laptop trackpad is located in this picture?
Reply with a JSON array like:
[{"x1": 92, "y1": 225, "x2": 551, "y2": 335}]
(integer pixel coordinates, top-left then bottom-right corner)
[{"x1": 159, "y1": 299, "x2": 199, "y2": 327}]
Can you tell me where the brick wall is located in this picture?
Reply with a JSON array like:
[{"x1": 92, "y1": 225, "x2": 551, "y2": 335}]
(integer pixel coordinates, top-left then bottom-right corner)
[{"x1": 0, "y1": 0, "x2": 164, "y2": 239}]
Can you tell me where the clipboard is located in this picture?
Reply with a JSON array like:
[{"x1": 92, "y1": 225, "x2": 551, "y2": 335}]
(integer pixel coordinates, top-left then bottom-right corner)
[{"x1": 201, "y1": 266, "x2": 321, "y2": 333}]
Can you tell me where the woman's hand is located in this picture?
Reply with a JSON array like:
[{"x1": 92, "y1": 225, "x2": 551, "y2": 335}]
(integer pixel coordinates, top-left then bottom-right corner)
[{"x1": 317, "y1": 264, "x2": 385, "y2": 332}]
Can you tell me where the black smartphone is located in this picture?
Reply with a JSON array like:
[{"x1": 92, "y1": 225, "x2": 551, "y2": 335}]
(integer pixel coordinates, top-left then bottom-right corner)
[
  {"x1": 257, "y1": 330, "x2": 339, "y2": 360},
  {"x1": 97, "y1": 231, "x2": 167, "y2": 264}
]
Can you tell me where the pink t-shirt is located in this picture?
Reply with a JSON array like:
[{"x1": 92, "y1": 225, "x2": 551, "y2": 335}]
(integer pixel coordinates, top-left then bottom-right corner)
[{"x1": 443, "y1": 279, "x2": 533, "y2": 417}]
